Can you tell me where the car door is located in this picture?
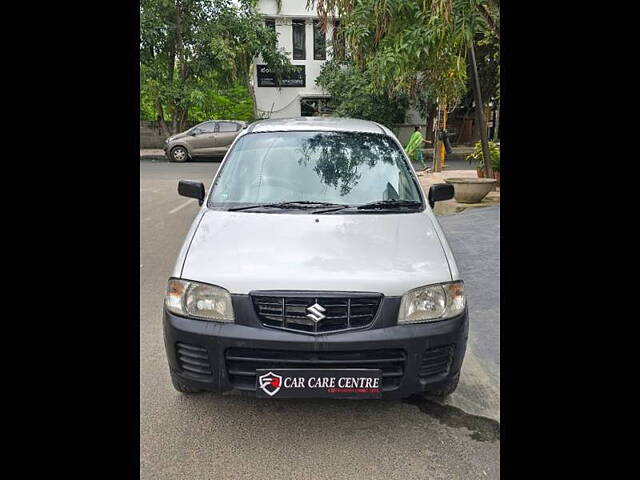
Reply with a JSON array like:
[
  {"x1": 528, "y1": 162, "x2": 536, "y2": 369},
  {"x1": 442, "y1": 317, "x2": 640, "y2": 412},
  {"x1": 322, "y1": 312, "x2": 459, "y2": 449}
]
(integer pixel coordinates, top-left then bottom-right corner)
[
  {"x1": 186, "y1": 121, "x2": 217, "y2": 156},
  {"x1": 214, "y1": 122, "x2": 241, "y2": 154}
]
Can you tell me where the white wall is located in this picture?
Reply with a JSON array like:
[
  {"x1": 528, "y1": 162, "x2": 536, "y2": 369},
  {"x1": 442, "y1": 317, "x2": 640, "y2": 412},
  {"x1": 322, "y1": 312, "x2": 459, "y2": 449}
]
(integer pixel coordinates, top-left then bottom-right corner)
[
  {"x1": 254, "y1": 0, "x2": 336, "y2": 118},
  {"x1": 259, "y1": 0, "x2": 327, "y2": 18}
]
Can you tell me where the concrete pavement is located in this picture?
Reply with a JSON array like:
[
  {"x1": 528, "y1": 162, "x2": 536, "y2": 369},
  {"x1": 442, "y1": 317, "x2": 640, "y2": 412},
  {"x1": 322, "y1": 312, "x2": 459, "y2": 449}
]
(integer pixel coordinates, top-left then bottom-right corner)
[
  {"x1": 417, "y1": 169, "x2": 500, "y2": 216},
  {"x1": 140, "y1": 160, "x2": 500, "y2": 479},
  {"x1": 140, "y1": 149, "x2": 227, "y2": 162},
  {"x1": 140, "y1": 149, "x2": 166, "y2": 161}
]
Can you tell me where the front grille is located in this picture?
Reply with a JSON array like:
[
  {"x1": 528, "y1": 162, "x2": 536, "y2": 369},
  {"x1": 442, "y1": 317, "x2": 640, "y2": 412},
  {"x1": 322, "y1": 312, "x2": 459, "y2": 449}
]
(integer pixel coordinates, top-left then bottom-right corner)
[
  {"x1": 251, "y1": 293, "x2": 382, "y2": 334},
  {"x1": 225, "y1": 348, "x2": 406, "y2": 392},
  {"x1": 418, "y1": 345, "x2": 454, "y2": 379},
  {"x1": 175, "y1": 342, "x2": 212, "y2": 377}
]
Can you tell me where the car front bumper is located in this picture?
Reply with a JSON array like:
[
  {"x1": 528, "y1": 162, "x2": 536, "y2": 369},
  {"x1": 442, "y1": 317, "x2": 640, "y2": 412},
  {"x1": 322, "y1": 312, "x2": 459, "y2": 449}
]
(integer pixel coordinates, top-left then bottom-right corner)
[{"x1": 163, "y1": 297, "x2": 468, "y2": 399}]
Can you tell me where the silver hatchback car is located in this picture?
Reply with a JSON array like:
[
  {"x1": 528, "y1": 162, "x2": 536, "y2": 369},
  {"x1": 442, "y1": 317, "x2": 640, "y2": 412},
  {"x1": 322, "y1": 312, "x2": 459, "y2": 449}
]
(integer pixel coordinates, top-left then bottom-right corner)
[
  {"x1": 163, "y1": 117, "x2": 467, "y2": 400},
  {"x1": 164, "y1": 120, "x2": 247, "y2": 162}
]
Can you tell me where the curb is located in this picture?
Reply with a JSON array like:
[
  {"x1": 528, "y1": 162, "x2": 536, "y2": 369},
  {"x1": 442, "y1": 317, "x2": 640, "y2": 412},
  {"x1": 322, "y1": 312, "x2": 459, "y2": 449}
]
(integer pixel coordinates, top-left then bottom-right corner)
[
  {"x1": 140, "y1": 153, "x2": 168, "y2": 161},
  {"x1": 416, "y1": 169, "x2": 500, "y2": 216},
  {"x1": 433, "y1": 197, "x2": 500, "y2": 216}
]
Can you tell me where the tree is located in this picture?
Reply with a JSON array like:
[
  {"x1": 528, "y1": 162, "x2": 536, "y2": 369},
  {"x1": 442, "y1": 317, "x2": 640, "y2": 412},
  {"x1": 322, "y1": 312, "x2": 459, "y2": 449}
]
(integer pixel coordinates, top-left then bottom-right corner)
[
  {"x1": 459, "y1": 32, "x2": 500, "y2": 112},
  {"x1": 313, "y1": 0, "x2": 499, "y2": 174},
  {"x1": 140, "y1": 0, "x2": 292, "y2": 135},
  {"x1": 315, "y1": 60, "x2": 408, "y2": 128},
  {"x1": 203, "y1": 1, "x2": 296, "y2": 115}
]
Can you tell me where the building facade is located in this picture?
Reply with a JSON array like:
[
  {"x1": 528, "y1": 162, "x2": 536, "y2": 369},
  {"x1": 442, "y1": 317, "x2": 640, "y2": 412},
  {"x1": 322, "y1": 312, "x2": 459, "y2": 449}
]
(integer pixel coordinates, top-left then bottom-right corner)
[
  {"x1": 251, "y1": 1, "x2": 487, "y2": 147},
  {"x1": 253, "y1": 0, "x2": 337, "y2": 118}
]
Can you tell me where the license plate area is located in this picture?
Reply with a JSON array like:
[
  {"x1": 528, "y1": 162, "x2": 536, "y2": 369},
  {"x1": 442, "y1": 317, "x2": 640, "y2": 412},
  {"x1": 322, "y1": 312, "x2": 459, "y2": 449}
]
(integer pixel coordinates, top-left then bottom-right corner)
[{"x1": 256, "y1": 369, "x2": 382, "y2": 398}]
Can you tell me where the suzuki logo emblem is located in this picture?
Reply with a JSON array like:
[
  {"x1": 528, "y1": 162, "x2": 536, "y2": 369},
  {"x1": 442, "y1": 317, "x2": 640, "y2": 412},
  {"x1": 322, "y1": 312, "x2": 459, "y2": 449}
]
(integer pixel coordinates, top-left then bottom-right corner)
[{"x1": 306, "y1": 303, "x2": 326, "y2": 322}]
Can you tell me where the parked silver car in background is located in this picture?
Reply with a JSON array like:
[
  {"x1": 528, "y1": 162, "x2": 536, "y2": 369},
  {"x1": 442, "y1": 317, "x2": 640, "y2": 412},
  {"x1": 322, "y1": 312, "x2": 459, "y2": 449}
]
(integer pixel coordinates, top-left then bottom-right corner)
[{"x1": 164, "y1": 120, "x2": 247, "y2": 162}]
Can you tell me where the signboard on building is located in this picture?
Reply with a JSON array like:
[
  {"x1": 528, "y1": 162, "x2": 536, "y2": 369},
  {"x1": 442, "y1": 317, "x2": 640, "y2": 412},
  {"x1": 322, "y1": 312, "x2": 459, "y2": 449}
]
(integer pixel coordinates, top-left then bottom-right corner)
[{"x1": 257, "y1": 64, "x2": 306, "y2": 87}]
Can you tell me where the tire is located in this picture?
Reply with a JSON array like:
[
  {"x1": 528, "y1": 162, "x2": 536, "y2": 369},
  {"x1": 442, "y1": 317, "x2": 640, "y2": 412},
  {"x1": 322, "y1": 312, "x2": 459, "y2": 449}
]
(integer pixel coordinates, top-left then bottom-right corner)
[
  {"x1": 170, "y1": 372, "x2": 202, "y2": 394},
  {"x1": 170, "y1": 146, "x2": 189, "y2": 163},
  {"x1": 425, "y1": 371, "x2": 460, "y2": 398}
]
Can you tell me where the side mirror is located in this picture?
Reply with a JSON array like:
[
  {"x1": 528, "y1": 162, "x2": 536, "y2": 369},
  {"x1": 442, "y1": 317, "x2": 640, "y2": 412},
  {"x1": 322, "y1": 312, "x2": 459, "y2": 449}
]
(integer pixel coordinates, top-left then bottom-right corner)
[
  {"x1": 178, "y1": 180, "x2": 205, "y2": 206},
  {"x1": 189, "y1": 129, "x2": 199, "y2": 136},
  {"x1": 428, "y1": 183, "x2": 454, "y2": 208}
]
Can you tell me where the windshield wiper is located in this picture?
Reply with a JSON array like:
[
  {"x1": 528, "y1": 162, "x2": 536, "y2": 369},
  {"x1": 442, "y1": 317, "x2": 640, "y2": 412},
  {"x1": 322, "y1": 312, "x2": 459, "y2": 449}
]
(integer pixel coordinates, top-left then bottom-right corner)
[
  {"x1": 356, "y1": 199, "x2": 423, "y2": 210},
  {"x1": 227, "y1": 201, "x2": 349, "y2": 212}
]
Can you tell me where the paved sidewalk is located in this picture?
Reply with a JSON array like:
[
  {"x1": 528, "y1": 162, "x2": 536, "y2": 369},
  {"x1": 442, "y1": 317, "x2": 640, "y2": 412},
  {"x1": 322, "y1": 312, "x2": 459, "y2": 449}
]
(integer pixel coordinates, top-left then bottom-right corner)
[
  {"x1": 416, "y1": 168, "x2": 500, "y2": 216},
  {"x1": 140, "y1": 149, "x2": 166, "y2": 161}
]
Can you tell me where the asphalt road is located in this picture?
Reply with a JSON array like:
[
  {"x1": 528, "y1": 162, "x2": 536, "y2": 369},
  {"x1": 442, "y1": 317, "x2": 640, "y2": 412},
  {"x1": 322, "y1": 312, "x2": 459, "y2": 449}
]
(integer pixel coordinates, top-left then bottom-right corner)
[
  {"x1": 437, "y1": 208, "x2": 500, "y2": 420},
  {"x1": 140, "y1": 159, "x2": 500, "y2": 480}
]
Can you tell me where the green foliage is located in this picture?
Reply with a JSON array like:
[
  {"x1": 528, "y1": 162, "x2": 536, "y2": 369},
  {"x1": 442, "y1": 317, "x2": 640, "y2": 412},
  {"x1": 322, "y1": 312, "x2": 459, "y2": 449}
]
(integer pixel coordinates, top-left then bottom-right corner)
[
  {"x1": 140, "y1": 0, "x2": 292, "y2": 132},
  {"x1": 315, "y1": 60, "x2": 408, "y2": 128},
  {"x1": 188, "y1": 84, "x2": 255, "y2": 122},
  {"x1": 466, "y1": 140, "x2": 500, "y2": 171},
  {"x1": 312, "y1": 1, "x2": 499, "y2": 116},
  {"x1": 459, "y1": 32, "x2": 499, "y2": 111},
  {"x1": 140, "y1": 80, "x2": 158, "y2": 121}
]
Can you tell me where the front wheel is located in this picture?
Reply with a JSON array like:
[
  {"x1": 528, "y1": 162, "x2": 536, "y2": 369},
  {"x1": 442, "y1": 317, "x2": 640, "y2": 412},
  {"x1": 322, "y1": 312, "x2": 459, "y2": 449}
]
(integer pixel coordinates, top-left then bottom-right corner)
[{"x1": 170, "y1": 146, "x2": 189, "y2": 163}]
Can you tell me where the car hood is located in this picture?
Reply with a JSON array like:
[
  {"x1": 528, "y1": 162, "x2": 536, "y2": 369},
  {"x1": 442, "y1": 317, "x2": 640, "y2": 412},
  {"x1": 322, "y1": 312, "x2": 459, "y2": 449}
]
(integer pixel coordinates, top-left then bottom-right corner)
[
  {"x1": 180, "y1": 210, "x2": 453, "y2": 296},
  {"x1": 168, "y1": 131, "x2": 188, "y2": 142}
]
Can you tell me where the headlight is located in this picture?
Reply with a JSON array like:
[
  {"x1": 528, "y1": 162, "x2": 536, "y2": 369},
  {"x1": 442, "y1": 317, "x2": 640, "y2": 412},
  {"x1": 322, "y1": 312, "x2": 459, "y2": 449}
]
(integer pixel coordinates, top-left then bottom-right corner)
[
  {"x1": 165, "y1": 279, "x2": 234, "y2": 322},
  {"x1": 398, "y1": 281, "x2": 465, "y2": 324}
]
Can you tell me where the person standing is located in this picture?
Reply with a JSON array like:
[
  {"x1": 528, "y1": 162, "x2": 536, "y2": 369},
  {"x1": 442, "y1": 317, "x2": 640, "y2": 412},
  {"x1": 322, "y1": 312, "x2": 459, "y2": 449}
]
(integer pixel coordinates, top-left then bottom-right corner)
[{"x1": 404, "y1": 125, "x2": 427, "y2": 171}]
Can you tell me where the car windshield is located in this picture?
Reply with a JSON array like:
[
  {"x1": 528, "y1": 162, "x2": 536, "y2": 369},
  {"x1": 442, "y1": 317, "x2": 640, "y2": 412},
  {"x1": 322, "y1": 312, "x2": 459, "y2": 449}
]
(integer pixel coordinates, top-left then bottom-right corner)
[{"x1": 208, "y1": 131, "x2": 422, "y2": 210}]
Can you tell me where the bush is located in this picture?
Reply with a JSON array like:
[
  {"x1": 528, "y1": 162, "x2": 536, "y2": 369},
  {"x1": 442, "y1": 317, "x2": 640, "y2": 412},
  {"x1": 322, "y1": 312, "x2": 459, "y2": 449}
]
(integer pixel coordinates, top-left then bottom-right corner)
[
  {"x1": 139, "y1": 82, "x2": 255, "y2": 124},
  {"x1": 466, "y1": 141, "x2": 500, "y2": 171},
  {"x1": 188, "y1": 84, "x2": 255, "y2": 123},
  {"x1": 315, "y1": 60, "x2": 408, "y2": 128}
]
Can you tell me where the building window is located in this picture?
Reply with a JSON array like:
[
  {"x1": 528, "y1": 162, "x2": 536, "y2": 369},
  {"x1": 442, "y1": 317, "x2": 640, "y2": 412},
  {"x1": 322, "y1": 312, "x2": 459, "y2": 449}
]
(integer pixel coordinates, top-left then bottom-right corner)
[
  {"x1": 265, "y1": 19, "x2": 275, "y2": 31},
  {"x1": 301, "y1": 97, "x2": 334, "y2": 117},
  {"x1": 313, "y1": 20, "x2": 326, "y2": 60},
  {"x1": 292, "y1": 20, "x2": 306, "y2": 60}
]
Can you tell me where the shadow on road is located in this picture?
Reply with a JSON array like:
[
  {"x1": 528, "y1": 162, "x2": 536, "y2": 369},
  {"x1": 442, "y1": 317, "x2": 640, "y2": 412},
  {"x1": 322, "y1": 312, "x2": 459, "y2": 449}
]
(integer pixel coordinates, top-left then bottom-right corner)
[
  {"x1": 142, "y1": 386, "x2": 501, "y2": 478},
  {"x1": 168, "y1": 390, "x2": 499, "y2": 443}
]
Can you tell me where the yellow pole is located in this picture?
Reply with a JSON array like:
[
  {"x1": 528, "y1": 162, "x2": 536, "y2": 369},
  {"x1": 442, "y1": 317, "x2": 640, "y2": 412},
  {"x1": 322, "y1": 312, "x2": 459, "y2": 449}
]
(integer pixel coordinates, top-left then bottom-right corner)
[{"x1": 440, "y1": 103, "x2": 448, "y2": 169}]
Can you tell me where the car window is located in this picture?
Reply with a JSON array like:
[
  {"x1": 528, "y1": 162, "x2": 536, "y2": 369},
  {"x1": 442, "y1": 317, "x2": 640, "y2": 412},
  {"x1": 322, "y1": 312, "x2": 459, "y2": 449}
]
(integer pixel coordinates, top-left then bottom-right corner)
[
  {"x1": 209, "y1": 131, "x2": 422, "y2": 208},
  {"x1": 218, "y1": 122, "x2": 238, "y2": 132},
  {"x1": 196, "y1": 122, "x2": 216, "y2": 134}
]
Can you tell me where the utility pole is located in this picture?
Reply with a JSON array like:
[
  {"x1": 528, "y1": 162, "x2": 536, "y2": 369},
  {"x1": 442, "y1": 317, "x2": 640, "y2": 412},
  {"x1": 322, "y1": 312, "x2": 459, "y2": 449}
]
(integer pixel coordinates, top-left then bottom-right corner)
[{"x1": 469, "y1": 42, "x2": 493, "y2": 177}]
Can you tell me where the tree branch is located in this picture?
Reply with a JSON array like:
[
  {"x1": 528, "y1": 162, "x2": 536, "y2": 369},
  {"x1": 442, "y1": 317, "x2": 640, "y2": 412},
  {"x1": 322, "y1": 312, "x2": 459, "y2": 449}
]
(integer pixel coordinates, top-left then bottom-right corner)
[{"x1": 478, "y1": 4, "x2": 499, "y2": 39}]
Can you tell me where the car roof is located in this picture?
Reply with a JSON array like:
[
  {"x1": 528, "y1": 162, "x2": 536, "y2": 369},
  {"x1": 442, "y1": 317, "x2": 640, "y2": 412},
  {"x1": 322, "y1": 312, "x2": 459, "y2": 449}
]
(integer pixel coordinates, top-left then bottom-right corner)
[
  {"x1": 198, "y1": 119, "x2": 246, "y2": 124},
  {"x1": 247, "y1": 117, "x2": 389, "y2": 135}
]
